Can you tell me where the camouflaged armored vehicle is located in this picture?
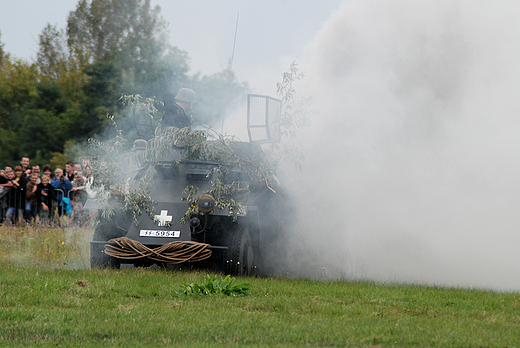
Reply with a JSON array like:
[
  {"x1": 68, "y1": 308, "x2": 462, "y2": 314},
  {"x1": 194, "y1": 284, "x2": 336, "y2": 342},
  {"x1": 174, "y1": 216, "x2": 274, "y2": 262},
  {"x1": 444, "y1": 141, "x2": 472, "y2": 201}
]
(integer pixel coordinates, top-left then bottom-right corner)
[{"x1": 90, "y1": 94, "x2": 285, "y2": 275}]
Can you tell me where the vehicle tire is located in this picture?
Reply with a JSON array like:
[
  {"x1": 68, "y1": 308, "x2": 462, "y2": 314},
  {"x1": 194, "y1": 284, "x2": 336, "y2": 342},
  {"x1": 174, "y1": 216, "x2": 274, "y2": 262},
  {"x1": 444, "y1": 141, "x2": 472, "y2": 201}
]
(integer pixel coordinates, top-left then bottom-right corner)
[
  {"x1": 226, "y1": 227, "x2": 255, "y2": 276},
  {"x1": 90, "y1": 224, "x2": 124, "y2": 269}
]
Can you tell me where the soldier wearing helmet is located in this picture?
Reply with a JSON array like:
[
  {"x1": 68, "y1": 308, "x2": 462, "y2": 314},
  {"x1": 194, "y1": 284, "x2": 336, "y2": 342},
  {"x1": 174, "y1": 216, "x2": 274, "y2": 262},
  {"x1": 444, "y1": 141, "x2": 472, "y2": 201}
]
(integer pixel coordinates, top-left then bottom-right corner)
[{"x1": 161, "y1": 88, "x2": 196, "y2": 131}]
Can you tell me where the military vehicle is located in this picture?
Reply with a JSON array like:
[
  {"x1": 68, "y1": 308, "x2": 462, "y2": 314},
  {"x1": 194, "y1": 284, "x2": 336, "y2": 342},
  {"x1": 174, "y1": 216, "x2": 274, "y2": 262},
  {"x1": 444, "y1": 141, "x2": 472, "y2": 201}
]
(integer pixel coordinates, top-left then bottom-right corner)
[{"x1": 90, "y1": 94, "x2": 286, "y2": 275}]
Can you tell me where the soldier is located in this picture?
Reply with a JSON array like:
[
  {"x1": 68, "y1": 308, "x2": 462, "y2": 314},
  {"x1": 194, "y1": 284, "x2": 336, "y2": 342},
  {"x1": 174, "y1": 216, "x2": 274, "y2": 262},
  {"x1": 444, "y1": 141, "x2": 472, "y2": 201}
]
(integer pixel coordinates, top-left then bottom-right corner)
[{"x1": 161, "y1": 88, "x2": 196, "y2": 131}]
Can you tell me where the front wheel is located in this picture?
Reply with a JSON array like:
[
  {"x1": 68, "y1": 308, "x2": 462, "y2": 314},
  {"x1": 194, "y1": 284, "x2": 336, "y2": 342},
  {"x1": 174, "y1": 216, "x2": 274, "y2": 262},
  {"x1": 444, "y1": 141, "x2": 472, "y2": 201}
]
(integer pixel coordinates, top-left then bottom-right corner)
[
  {"x1": 90, "y1": 224, "x2": 123, "y2": 269},
  {"x1": 226, "y1": 227, "x2": 255, "y2": 276}
]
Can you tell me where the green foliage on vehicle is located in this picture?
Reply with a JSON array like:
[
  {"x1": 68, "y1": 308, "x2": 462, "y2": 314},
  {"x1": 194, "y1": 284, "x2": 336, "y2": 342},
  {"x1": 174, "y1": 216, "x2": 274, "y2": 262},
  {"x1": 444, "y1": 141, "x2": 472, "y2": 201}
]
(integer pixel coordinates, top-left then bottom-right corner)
[{"x1": 83, "y1": 61, "x2": 315, "y2": 225}]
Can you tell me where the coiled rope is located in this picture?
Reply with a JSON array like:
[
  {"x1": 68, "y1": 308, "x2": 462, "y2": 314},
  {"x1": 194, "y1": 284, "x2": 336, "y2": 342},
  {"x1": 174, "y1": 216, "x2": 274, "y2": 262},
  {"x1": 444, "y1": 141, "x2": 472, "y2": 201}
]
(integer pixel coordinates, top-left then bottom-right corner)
[{"x1": 104, "y1": 237, "x2": 212, "y2": 264}]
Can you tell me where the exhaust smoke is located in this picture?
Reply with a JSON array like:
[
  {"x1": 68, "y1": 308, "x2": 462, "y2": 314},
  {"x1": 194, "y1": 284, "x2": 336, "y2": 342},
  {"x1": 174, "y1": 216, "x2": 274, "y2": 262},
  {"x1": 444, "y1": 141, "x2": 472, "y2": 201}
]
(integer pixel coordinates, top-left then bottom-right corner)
[{"x1": 276, "y1": 1, "x2": 520, "y2": 291}]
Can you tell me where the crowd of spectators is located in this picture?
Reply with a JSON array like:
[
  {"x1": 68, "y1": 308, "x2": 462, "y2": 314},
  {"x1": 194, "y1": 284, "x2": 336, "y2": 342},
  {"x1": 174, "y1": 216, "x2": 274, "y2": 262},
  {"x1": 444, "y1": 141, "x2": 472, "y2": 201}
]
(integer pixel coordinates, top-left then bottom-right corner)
[{"x1": 0, "y1": 157, "x2": 92, "y2": 226}]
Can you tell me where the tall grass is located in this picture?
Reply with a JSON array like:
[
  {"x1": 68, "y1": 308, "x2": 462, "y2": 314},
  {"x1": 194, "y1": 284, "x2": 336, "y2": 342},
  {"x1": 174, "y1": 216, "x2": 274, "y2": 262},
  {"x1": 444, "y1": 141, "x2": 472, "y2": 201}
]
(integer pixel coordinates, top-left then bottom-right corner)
[{"x1": 0, "y1": 225, "x2": 92, "y2": 268}]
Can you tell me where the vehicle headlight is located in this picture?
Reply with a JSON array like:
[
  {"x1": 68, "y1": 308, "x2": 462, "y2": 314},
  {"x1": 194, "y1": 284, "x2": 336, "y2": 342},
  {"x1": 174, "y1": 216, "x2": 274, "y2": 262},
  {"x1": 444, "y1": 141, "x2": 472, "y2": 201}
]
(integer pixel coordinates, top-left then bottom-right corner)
[{"x1": 198, "y1": 194, "x2": 215, "y2": 213}]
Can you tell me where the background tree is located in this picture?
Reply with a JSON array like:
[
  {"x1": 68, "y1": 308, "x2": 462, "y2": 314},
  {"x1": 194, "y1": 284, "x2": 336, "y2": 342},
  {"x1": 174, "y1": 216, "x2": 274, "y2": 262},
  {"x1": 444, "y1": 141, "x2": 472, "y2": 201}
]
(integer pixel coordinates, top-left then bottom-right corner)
[
  {"x1": 67, "y1": 0, "x2": 190, "y2": 101},
  {"x1": 0, "y1": 31, "x2": 7, "y2": 66},
  {"x1": 0, "y1": 37, "x2": 39, "y2": 165},
  {"x1": 0, "y1": 0, "x2": 249, "y2": 169}
]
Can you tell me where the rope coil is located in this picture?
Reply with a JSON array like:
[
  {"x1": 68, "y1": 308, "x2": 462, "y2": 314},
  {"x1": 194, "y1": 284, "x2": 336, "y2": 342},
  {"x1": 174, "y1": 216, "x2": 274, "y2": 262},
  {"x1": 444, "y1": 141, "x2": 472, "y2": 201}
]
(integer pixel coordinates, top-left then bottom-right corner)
[{"x1": 104, "y1": 236, "x2": 212, "y2": 264}]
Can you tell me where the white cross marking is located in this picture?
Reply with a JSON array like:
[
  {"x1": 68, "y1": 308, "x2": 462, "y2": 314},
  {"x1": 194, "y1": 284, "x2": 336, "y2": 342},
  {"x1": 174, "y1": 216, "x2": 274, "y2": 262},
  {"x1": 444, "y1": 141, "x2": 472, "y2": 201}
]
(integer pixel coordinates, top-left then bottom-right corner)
[{"x1": 155, "y1": 210, "x2": 172, "y2": 227}]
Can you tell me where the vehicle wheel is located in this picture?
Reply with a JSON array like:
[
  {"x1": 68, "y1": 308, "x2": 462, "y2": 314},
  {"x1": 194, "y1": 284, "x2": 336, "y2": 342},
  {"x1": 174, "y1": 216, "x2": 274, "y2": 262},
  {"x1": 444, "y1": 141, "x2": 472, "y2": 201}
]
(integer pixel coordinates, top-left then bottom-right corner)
[
  {"x1": 90, "y1": 224, "x2": 124, "y2": 269},
  {"x1": 226, "y1": 227, "x2": 255, "y2": 276}
]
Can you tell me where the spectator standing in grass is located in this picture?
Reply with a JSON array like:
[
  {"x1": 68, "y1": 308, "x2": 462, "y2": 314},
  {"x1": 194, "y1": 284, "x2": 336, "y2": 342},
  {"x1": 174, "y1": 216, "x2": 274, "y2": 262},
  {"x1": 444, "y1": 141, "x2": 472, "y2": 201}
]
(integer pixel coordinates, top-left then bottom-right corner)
[
  {"x1": 6, "y1": 166, "x2": 26, "y2": 224},
  {"x1": 25, "y1": 172, "x2": 40, "y2": 223},
  {"x1": 20, "y1": 157, "x2": 30, "y2": 178},
  {"x1": 74, "y1": 163, "x2": 82, "y2": 174},
  {"x1": 37, "y1": 175, "x2": 55, "y2": 225},
  {"x1": 65, "y1": 161, "x2": 75, "y2": 182},
  {"x1": 71, "y1": 170, "x2": 86, "y2": 193},
  {"x1": 42, "y1": 165, "x2": 52, "y2": 180},
  {"x1": 71, "y1": 170, "x2": 87, "y2": 219},
  {"x1": 0, "y1": 170, "x2": 14, "y2": 224},
  {"x1": 72, "y1": 191, "x2": 84, "y2": 225},
  {"x1": 0, "y1": 170, "x2": 13, "y2": 187},
  {"x1": 51, "y1": 168, "x2": 72, "y2": 217},
  {"x1": 2, "y1": 168, "x2": 16, "y2": 223},
  {"x1": 31, "y1": 164, "x2": 42, "y2": 184},
  {"x1": 4, "y1": 168, "x2": 15, "y2": 185},
  {"x1": 84, "y1": 165, "x2": 92, "y2": 179}
]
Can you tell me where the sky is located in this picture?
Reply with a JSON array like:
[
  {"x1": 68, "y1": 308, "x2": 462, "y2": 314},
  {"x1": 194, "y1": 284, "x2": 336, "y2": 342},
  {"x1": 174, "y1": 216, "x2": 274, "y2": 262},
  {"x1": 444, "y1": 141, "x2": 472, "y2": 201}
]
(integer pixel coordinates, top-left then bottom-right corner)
[
  {"x1": 0, "y1": 0, "x2": 341, "y2": 93},
  {"x1": 3, "y1": 0, "x2": 520, "y2": 292}
]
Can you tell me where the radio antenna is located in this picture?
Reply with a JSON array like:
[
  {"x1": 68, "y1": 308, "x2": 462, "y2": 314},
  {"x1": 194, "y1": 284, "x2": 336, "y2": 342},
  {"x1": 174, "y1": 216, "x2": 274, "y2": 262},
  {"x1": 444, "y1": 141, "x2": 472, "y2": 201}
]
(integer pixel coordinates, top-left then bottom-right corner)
[
  {"x1": 229, "y1": 12, "x2": 240, "y2": 71},
  {"x1": 222, "y1": 12, "x2": 240, "y2": 133}
]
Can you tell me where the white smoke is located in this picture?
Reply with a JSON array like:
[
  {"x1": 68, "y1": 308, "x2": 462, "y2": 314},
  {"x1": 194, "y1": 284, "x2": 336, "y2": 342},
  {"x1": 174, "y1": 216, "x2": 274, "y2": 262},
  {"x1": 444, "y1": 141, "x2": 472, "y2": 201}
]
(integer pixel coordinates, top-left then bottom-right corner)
[{"x1": 279, "y1": 1, "x2": 520, "y2": 290}]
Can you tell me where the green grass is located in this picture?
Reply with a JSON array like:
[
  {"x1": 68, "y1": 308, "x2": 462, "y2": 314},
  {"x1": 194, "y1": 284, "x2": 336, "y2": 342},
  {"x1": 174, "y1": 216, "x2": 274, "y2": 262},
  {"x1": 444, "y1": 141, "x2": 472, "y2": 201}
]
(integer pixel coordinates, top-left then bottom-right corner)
[
  {"x1": 0, "y1": 225, "x2": 91, "y2": 268},
  {"x1": 1, "y1": 264, "x2": 520, "y2": 347},
  {"x1": 0, "y1": 225, "x2": 520, "y2": 347}
]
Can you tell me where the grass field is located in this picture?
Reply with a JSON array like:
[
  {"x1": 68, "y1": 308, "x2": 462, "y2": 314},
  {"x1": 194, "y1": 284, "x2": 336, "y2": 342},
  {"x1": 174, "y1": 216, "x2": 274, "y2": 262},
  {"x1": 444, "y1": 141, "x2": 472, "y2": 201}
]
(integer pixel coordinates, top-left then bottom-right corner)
[{"x1": 1, "y1": 226, "x2": 520, "y2": 347}]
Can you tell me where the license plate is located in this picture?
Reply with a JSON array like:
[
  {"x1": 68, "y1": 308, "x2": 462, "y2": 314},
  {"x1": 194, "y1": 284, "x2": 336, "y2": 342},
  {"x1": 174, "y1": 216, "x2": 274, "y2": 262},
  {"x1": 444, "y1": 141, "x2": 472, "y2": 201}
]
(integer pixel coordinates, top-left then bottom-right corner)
[{"x1": 139, "y1": 230, "x2": 181, "y2": 238}]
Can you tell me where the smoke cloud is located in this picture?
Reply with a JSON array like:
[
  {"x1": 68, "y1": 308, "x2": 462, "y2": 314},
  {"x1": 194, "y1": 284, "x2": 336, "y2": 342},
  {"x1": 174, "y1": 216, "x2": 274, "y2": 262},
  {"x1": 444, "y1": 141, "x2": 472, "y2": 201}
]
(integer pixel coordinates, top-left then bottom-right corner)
[{"x1": 277, "y1": 1, "x2": 520, "y2": 291}]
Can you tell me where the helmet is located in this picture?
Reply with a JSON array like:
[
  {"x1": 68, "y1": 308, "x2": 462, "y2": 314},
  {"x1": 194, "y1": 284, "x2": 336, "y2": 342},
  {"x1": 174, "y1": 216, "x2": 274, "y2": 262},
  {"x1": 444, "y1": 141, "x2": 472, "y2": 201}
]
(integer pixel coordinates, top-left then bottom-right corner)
[
  {"x1": 131, "y1": 139, "x2": 147, "y2": 152},
  {"x1": 175, "y1": 88, "x2": 196, "y2": 104}
]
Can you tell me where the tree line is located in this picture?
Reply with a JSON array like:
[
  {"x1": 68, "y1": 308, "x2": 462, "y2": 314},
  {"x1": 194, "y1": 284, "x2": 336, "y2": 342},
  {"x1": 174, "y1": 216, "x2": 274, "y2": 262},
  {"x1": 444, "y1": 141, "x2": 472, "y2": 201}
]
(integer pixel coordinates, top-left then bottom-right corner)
[{"x1": 0, "y1": 0, "x2": 247, "y2": 169}]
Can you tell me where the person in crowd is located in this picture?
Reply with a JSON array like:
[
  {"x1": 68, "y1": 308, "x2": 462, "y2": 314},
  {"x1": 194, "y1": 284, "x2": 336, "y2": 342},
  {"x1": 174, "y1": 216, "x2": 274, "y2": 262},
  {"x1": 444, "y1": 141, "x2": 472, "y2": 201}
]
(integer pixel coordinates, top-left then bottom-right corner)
[
  {"x1": 0, "y1": 170, "x2": 14, "y2": 224},
  {"x1": 71, "y1": 170, "x2": 86, "y2": 190},
  {"x1": 72, "y1": 191, "x2": 84, "y2": 225},
  {"x1": 37, "y1": 175, "x2": 55, "y2": 225},
  {"x1": 0, "y1": 170, "x2": 13, "y2": 187},
  {"x1": 31, "y1": 164, "x2": 42, "y2": 184},
  {"x1": 74, "y1": 163, "x2": 82, "y2": 173},
  {"x1": 25, "y1": 172, "x2": 39, "y2": 223},
  {"x1": 6, "y1": 166, "x2": 26, "y2": 224},
  {"x1": 71, "y1": 169, "x2": 88, "y2": 208},
  {"x1": 65, "y1": 161, "x2": 75, "y2": 182},
  {"x1": 51, "y1": 168, "x2": 72, "y2": 217},
  {"x1": 42, "y1": 165, "x2": 52, "y2": 180},
  {"x1": 2, "y1": 168, "x2": 15, "y2": 223},
  {"x1": 84, "y1": 165, "x2": 92, "y2": 179},
  {"x1": 20, "y1": 157, "x2": 30, "y2": 177},
  {"x1": 4, "y1": 168, "x2": 15, "y2": 185}
]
